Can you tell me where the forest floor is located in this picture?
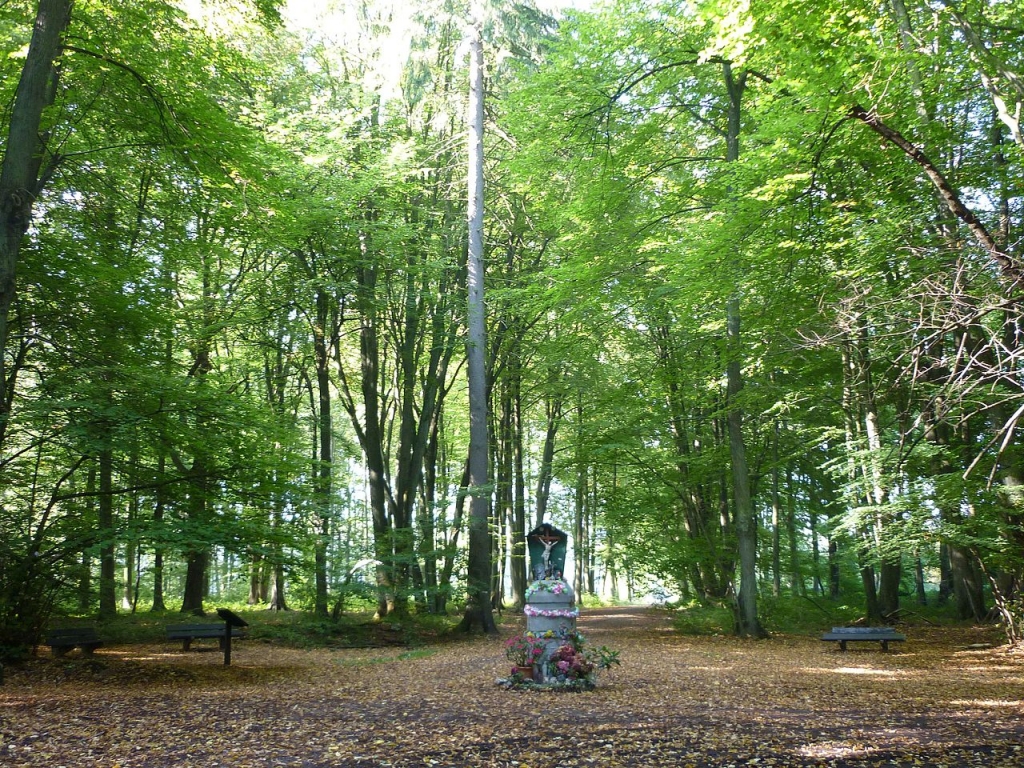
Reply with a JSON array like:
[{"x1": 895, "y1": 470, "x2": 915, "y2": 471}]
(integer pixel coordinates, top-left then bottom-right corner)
[{"x1": 2, "y1": 607, "x2": 1023, "y2": 767}]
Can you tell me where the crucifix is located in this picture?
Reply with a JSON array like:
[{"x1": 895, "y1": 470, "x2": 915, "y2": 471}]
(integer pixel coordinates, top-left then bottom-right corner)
[{"x1": 533, "y1": 532, "x2": 559, "y2": 578}]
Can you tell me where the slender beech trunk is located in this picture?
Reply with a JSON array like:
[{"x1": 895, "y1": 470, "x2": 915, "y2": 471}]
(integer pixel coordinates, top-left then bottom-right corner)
[
  {"x1": 510, "y1": 368, "x2": 527, "y2": 608},
  {"x1": 248, "y1": 552, "x2": 265, "y2": 605},
  {"x1": 771, "y1": 423, "x2": 782, "y2": 597},
  {"x1": 914, "y1": 555, "x2": 927, "y2": 605},
  {"x1": 722, "y1": 61, "x2": 763, "y2": 638},
  {"x1": 938, "y1": 543, "x2": 952, "y2": 603},
  {"x1": 98, "y1": 443, "x2": 117, "y2": 619},
  {"x1": 354, "y1": 252, "x2": 392, "y2": 618},
  {"x1": 534, "y1": 392, "x2": 561, "y2": 527},
  {"x1": 421, "y1": 406, "x2": 442, "y2": 611},
  {"x1": 574, "y1": 402, "x2": 586, "y2": 594},
  {"x1": 808, "y1": 488, "x2": 822, "y2": 596},
  {"x1": 786, "y1": 464, "x2": 801, "y2": 594},
  {"x1": 459, "y1": 14, "x2": 496, "y2": 634},
  {"x1": 727, "y1": 296, "x2": 764, "y2": 637},
  {"x1": 313, "y1": 287, "x2": 333, "y2": 617},
  {"x1": 437, "y1": 457, "x2": 470, "y2": 614}
]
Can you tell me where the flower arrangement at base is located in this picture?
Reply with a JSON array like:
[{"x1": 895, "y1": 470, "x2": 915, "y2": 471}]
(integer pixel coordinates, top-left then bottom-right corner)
[
  {"x1": 503, "y1": 631, "x2": 546, "y2": 668},
  {"x1": 545, "y1": 630, "x2": 621, "y2": 690},
  {"x1": 498, "y1": 629, "x2": 619, "y2": 691},
  {"x1": 549, "y1": 641, "x2": 595, "y2": 681}
]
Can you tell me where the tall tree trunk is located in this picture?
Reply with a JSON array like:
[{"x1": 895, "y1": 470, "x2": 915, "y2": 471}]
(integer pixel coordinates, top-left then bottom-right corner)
[
  {"x1": 121, "y1": 454, "x2": 140, "y2": 612},
  {"x1": 355, "y1": 257, "x2": 392, "y2": 618},
  {"x1": 248, "y1": 552, "x2": 265, "y2": 605},
  {"x1": 574, "y1": 404, "x2": 586, "y2": 594},
  {"x1": 313, "y1": 288, "x2": 333, "y2": 617},
  {"x1": 771, "y1": 423, "x2": 782, "y2": 597},
  {"x1": 808, "y1": 497, "x2": 822, "y2": 596},
  {"x1": 267, "y1": 559, "x2": 288, "y2": 612},
  {"x1": 860, "y1": 560, "x2": 881, "y2": 622},
  {"x1": 727, "y1": 295, "x2": 764, "y2": 638},
  {"x1": 0, "y1": 0, "x2": 74, "y2": 444},
  {"x1": 535, "y1": 392, "x2": 561, "y2": 527},
  {"x1": 420, "y1": 406, "x2": 442, "y2": 611},
  {"x1": 720, "y1": 62, "x2": 763, "y2": 638},
  {"x1": 459, "y1": 13, "x2": 495, "y2": 634},
  {"x1": 98, "y1": 444, "x2": 117, "y2": 619},
  {"x1": 914, "y1": 554, "x2": 927, "y2": 605},
  {"x1": 786, "y1": 464, "x2": 801, "y2": 595},
  {"x1": 878, "y1": 559, "x2": 902, "y2": 618},
  {"x1": 949, "y1": 545, "x2": 986, "y2": 621},
  {"x1": 79, "y1": 464, "x2": 97, "y2": 612},
  {"x1": 151, "y1": 458, "x2": 166, "y2": 611},
  {"x1": 587, "y1": 476, "x2": 596, "y2": 595},
  {"x1": 938, "y1": 543, "x2": 952, "y2": 604},
  {"x1": 267, "y1": 492, "x2": 289, "y2": 611},
  {"x1": 78, "y1": 551, "x2": 92, "y2": 613},
  {"x1": 845, "y1": 316, "x2": 900, "y2": 620},
  {"x1": 178, "y1": 433, "x2": 211, "y2": 615},
  {"x1": 510, "y1": 371, "x2": 527, "y2": 608},
  {"x1": 181, "y1": 548, "x2": 207, "y2": 615},
  {"x1": 828, "y1": 537, "x2": 841, "y2": 599},
  {"x1": 495, "y1": 373, "x2": 514, "y2": 608},
  {"x1": 437, "y1": 457, "x2": 470, "y2": 614}
]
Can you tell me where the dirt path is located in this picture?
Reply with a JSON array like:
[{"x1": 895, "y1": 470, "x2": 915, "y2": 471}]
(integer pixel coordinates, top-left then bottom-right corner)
[{"x1": 2, "y1": 607, "x2": 1023, "y2": 767}]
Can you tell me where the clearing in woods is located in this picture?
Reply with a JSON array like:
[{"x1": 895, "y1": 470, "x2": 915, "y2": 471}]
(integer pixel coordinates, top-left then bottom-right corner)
[{"x1": 2, "y1": 607, "x2": 1023, "y2": 767}]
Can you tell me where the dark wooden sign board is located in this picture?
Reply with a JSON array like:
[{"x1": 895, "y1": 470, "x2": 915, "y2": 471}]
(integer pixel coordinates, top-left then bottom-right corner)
[{"x1": 216, "y1": 608, "x2": 249, "y2": 665}]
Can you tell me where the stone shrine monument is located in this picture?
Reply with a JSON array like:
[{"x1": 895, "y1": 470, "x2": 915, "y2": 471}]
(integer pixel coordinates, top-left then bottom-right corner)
[{"x1": 524, "y1": 523, "x2": 578, "y2": 682}]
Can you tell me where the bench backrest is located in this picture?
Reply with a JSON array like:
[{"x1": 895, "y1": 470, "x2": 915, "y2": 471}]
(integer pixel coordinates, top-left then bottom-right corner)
[
  {"x1": 47, "y1": 628, "x2": 99, "y2": 640},
  {"x1": 829, "y1": 626, "x2": 898, "y2": 634},
  {"x1": 167, "y1": 624, "x2": 244, "y2": 637}
]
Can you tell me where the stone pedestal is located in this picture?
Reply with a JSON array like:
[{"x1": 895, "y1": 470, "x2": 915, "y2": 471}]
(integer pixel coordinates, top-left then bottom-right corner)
[{"x1": 525, "y1": 578, "x2": 577, "y2": 682}]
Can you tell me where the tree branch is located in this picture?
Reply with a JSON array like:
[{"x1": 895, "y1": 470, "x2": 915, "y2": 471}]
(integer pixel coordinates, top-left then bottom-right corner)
[{"x1": 849, "y1": 104, "x2": 1023, "y2": 289}]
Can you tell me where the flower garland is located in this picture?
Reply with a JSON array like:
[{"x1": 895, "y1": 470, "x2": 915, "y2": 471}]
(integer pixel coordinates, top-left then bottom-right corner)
[
  {"x1": 523, "y1": 605, "x2": 579, "y2": 618},
  {"x1": 525, "y1": 579, "x2": 569, "y2": 598}
]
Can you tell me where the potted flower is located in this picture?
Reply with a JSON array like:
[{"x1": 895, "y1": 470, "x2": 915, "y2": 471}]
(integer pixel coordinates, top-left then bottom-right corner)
[{"x1": 504, "y1": 632, "x2": 546, "y2": 680}]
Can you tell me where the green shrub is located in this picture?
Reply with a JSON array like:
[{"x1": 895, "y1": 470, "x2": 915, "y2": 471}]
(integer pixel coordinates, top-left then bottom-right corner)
[{"x1": 672, "y1": 602, "x2": 734, "y2": 635}]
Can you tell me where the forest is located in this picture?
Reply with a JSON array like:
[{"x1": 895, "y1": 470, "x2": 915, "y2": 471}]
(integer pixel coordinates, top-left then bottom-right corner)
[{"x1": 2, "y1": 0, "x2": 1023, "y2": 661}]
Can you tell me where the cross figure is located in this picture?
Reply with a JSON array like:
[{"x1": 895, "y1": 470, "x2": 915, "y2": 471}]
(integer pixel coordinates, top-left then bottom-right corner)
[{"x1": 532, "y1": 532, "x2": 559, "y2": 578}]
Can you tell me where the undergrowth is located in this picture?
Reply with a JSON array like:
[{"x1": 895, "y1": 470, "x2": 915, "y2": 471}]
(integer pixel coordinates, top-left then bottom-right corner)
[
  {"x1": 671, "y1": 595, "x2": 982, "y2": 637},
  {"x1": 46, "y1": 602, "x2": 459, "y2": 650}
]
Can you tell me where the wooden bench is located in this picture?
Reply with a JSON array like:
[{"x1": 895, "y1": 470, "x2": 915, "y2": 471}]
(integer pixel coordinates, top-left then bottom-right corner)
[
  {"x1": 821, "y1": 626, "x2": 906, "y2": 651},
  {"x1": 166, "y1": 623, "x2": 245, "y2": 652},
  {"x1": 46, "y1": 627, "x2": 103, "y2": 657}
]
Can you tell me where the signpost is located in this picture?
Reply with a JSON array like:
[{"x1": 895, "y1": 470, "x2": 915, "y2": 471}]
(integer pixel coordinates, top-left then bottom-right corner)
[{"x1": 216, "y1": 608, "x2": 249, "y2": 666}]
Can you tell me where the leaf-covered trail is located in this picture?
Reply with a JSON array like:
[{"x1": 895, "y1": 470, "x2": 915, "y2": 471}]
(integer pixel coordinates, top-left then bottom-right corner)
[{"x1": 2, "y1": 608, "x2": 1023, "y2": 767}]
